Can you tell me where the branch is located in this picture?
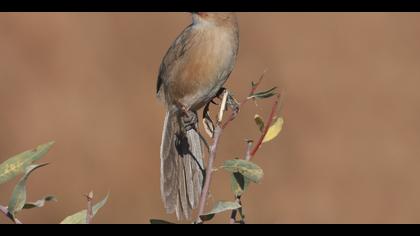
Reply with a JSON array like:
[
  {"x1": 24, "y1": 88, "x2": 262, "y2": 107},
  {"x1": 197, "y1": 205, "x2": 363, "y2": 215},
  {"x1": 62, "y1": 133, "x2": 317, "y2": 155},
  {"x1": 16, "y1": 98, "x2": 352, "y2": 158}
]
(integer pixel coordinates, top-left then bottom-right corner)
[
  {"x1": 229, "y1": 209, "x2": 237, "y2": 224},
  {"x1": 85, "y1": 191, "x2": 94, "y2": 224},
  {"x1": 230, "y1": 92, "x2": 281, "y2": 223},
  {"x1": 196, "y1": 125, "x2": 223, "y2": 223},
  {"x1": 195, "y1": 70, "x2": 273, "y2": 224},
  {"x1": 244, "y1": 140, "x2": 254, "y2": 161},
  {"x1": 196, "y1": 91, "x2": 229, "y2": 223},
  {"x1": 0, "y1": 205, "x2": 23, "y2": 224},
  {"x1": 250, "y1": 94, "x2": 281, "y2": 158},
  {"x1": 228, "y1": 140, "x2": 254, "y2": 224},
  {"x1": 229, "y1": 197, "x2": 244, "y2": 224},
  {"x1": 222, "y1": 70, "x2": 266, "y2": 130}
]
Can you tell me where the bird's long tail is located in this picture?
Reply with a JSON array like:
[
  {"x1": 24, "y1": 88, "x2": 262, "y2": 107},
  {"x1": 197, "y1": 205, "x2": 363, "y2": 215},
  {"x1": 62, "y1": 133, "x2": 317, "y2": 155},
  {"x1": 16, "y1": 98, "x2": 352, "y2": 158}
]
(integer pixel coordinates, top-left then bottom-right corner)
[{"x1": 160, "y1": 110, "x2": 204, "y2": 220}]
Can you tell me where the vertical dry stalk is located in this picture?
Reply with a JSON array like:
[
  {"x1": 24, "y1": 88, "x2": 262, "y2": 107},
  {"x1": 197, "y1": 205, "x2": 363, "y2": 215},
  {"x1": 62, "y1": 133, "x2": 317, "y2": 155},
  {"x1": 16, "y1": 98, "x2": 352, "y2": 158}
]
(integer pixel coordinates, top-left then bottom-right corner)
[
  {"x1": 85, "y1": 191, "x2": 94, "y2": 224},
  {"x1": 196, "y1": 72, "x2": 275, "y2": 223},
  {"x1": 196, "y1": 89, "x2": 232, "y2": 223}
]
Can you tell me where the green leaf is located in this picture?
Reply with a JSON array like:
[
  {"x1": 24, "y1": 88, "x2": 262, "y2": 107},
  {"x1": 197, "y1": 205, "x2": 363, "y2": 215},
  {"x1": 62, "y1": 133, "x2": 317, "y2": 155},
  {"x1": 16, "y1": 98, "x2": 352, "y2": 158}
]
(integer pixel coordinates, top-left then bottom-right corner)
[
  {"x1": 7, "y1": 163, "x2": 49, "y2": 218},
  {"x1": 0, "y1": 141, "x2": 55, "y2": 185},
  {"x1": 23, "y1": 195, "x2": 57, "y2": 210},
  {"x1": 248, "y1": 87, "x2": 277, "y2": 100},
  {"x1": 60, "y1": 193, "x2": 109, "y2": 224},
  {"x1": 222, "y1": 159, "x2": 264, "y2": 183},
  {"x1": 200, "y1": 201, "x2": 241, "y2": 222},
  {"x1": 231, "y1": 172, "x2": 251, "y2": 197},
  {"x1": 254, "y1": 114, "x2": 265, "y2": 132},
  {"x1": 150, "y1": 219, "x2": 176, "y2": 224},
  {"x1": 263, "y1": 117, "x2": 284, "y2": 143}
]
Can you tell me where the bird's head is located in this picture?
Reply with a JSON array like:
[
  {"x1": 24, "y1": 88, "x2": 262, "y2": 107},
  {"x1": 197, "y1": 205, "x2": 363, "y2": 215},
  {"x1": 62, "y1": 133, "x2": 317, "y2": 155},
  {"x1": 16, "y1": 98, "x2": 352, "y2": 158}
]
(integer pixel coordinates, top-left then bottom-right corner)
[{"x1": 191, "y1": 12, "x2": 237, "y2": 28}]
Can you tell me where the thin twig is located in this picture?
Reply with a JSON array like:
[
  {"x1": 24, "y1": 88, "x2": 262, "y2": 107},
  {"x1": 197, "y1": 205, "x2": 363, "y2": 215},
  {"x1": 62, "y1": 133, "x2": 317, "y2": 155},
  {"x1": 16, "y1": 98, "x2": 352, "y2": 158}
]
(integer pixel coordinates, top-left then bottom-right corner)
[
  {"x1": 196, "y1": 125, "x2": 223, "y2": 223},
  {"x1": 250, "y1": 94, "x2": 281, "y2": 158},
  {"x1": 218, "y1": 91, "x2": 229, "y2": 123},
  {"x1": 244, "y1": 140, "x2": 254, "y2": 161},
  {"x1": 229, "y1": 208, "x2": 237, "y2": 224},
  {"x1": 229, "y1": 89, "x2": 280, "y2": 224},
  {"x1": 196, "y1": 89, "x2": 231, "y2": 223},
  {"x1": 0, "y1": 205, "x2": 23, "y2": 224},
  {"x1": 229, "y1": 140, "x2": 255, "y2": 224},
  {"x1": 229, "y1": 197, "x2": 244, "y2": 224},
  {"x1": 195, "y1": 70, "x2": 270, "y2": 223},
  {"x1": 222, "y1": 70, "x2": 266, "y2": 130},
  {"x1": 85, "y1": 191, "x2": 94, "y2": 224},
  {"x1": 229, "y1": 197, "x2": 239, "y2": 224},
  {"x1": 228, "y1": 141, "x2": 253, "y2": 223}
]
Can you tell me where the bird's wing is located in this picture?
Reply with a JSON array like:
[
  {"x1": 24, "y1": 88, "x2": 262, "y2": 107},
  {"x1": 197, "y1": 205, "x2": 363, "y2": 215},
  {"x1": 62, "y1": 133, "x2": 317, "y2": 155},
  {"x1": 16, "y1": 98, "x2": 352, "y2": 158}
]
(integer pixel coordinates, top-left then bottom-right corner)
[{"x1": 157, "y1": 25, "x2": 195, "y2": 96}]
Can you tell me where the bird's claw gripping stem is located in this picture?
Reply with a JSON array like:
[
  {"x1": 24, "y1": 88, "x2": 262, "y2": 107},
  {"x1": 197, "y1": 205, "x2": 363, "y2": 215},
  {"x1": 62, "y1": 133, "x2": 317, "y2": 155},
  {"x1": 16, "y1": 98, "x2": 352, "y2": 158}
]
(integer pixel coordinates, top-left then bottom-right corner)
[
  {"x1": 227, "y1": 93, "x2": 240, "y2": 114},
  {"x1": 182, "y1": 110, "x2": 198, "y2": 131}
]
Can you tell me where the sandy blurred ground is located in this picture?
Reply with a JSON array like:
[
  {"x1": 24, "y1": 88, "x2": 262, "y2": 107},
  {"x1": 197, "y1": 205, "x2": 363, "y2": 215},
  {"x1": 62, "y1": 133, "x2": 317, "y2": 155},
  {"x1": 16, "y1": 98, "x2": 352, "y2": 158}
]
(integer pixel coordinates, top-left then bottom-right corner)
[{"x1": 1, "y1": 13, "x2": 420, "y2": 224}]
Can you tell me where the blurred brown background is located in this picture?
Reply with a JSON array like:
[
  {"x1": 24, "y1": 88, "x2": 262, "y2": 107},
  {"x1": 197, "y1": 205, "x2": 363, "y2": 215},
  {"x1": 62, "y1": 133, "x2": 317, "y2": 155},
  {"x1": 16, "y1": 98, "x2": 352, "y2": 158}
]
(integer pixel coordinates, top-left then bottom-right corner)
[{"x1": 0, "y1": 13, "x2": 420, "y2": 224}]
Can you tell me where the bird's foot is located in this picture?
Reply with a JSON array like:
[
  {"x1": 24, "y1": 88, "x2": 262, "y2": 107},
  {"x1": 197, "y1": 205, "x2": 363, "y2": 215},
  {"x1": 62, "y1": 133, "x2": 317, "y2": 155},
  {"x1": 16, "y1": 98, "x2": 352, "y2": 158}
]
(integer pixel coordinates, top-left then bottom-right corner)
[
  {"x1": 215, "y1": 87, "x2": 240, "y2": 113},
  {"x1": 227, "y1": 93, "x2": 240, "y2": 114},
  {"x1": 203, "y1": 88, "x2": 240, "y2": 122},
  {"x1": 182, "y1": 110, "x2": 198, "y2": 131}
]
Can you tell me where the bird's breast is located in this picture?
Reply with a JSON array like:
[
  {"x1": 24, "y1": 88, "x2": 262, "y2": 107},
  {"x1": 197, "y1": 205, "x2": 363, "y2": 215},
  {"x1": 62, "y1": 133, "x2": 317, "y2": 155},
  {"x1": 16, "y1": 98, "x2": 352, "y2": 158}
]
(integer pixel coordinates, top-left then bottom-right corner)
[{"x1": 170, "y1": 28, "x2": 238, "y2": 110}]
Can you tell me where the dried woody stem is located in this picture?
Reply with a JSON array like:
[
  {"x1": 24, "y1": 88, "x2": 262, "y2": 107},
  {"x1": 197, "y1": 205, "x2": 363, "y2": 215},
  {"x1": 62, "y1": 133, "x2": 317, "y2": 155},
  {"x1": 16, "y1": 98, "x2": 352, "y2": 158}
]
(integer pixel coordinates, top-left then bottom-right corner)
[
  {"x1": 196, "y1": 92, "x2": 228, "y2": 223},
  {"x1": 245, "y1": 140, "x2": 254, "y2": 161},
  {"x1": 229, "y1": 93, "x2": 281, "y2": 224},
  {"x1": 196, "y1": 70, "x2": 281, "y2": 224},
  {"x1": 221, "y1": 70, "x2": 266, "y2": 130},
  {"x1": 0, "y1": 205, "x2": 23, "y2": 224},
  {"x1": 229, "y1": 198, "x2": 240, "y2": 224},
  {"x1": 228, "y1": 140, "x2": 255, "y2": 224},
  {"x1": 250, "y1": 94, "x2": 281, "y2": 158},
  {"x1": 85, "y1": 191, "x2": 94, "y2": 224}
]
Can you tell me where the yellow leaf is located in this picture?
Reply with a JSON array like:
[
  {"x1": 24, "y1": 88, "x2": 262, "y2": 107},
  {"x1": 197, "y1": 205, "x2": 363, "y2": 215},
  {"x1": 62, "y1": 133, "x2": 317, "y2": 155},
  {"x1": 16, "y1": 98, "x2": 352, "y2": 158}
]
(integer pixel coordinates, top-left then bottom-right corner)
[{"x1": 262, "y1": 117, "x2": 284, "y2": 143}]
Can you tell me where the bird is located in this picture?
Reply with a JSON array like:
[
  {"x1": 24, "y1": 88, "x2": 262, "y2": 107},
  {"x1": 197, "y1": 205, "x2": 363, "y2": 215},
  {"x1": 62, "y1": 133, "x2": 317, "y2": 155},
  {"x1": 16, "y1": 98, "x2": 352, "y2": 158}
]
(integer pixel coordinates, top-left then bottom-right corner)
[{"x1": 156, "y1": 12, "x2": 240, "y2": 220}]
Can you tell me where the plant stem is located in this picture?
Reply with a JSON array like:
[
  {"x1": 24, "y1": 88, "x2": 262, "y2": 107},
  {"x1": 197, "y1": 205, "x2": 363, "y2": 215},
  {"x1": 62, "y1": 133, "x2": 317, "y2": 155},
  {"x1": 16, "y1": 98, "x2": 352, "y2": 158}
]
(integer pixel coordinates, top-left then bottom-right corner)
[
  {"x1": 229, "y1": 209, "x2": 237, "y2": 224},
  {"x1": 196, "y1": 125, "x2": 223, "y2": 223},
  {"x1": 0, "y1": 205, "x2": 23, "y2": 224},
  {"x1": 85, "y1": 192, "x2": 94, "y2": 224},
  {"x1": 250, "y1": 94, "x2": 281, "y2": 158},
  {"x1": 245, "y1": 140, "x2": 254, "y2": 161},
  {"x1": 229, "y1": 197, "x2": 244, "y2": 224},
  {"x1": 195, "y1": 71, "x2": 270, "y2": 223},
  {"x1": 222, "y1": 71, "x2": 266, "y2": 130}
]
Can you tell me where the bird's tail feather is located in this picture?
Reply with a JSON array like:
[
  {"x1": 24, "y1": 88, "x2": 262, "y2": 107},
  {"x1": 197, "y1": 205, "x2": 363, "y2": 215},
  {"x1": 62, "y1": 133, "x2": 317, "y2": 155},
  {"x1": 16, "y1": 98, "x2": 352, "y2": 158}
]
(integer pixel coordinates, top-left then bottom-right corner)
[{"x1": 160, "y1": 110, "x2": 204, "y2": 220}]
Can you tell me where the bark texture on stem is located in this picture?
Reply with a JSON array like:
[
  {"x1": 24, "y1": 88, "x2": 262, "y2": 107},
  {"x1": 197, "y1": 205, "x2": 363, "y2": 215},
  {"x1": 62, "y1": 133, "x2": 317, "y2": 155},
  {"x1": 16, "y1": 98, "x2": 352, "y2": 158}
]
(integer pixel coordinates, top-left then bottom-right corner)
[
  {"x1": 85, "y1": 192, "x2": 94, "y2": 224},
  {"x1": 196, "y1": 125, "x2": 223, "y2": 223}
]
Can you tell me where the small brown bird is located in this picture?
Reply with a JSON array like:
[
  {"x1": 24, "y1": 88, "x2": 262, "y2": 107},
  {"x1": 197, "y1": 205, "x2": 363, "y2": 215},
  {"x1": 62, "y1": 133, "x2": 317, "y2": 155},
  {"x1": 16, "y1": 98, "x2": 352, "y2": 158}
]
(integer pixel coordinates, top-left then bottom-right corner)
[{"x1": 157, "y1": 12, "x2": 239, "y2": 219}]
